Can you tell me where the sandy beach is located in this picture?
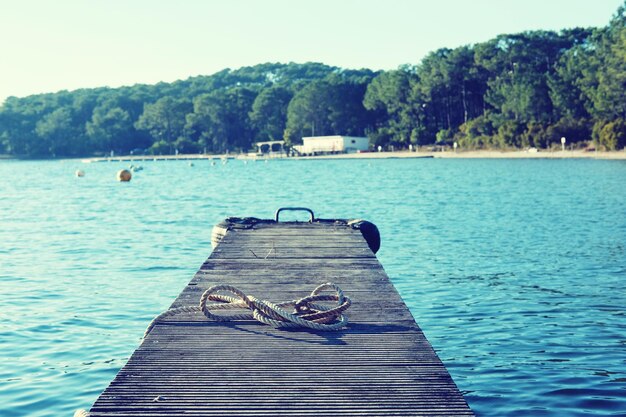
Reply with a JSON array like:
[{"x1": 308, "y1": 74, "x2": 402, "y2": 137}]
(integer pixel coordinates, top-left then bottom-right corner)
[{"x1": 295, "y1": 149, "x2": 626, "y2": 160}]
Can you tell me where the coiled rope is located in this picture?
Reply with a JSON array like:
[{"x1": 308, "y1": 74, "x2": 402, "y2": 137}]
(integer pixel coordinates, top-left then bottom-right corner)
[
  {"x1": 144, "y1": 282, "x2": 351, "y2": 337},
  {"x1": 74, "y1": 283, "x2": 350, "y2": 416}
]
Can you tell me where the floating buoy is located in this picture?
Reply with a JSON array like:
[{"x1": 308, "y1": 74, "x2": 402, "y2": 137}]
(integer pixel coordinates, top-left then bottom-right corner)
[
  {"x1": 347, "y1": 219, "x2": 381, "y2": 254},
  {"x1": 117, "y1": 169, "x2": 132, "y2": 182},
  {"x1": 75, "y1": 170, "x2": 85, "y2": 177}
]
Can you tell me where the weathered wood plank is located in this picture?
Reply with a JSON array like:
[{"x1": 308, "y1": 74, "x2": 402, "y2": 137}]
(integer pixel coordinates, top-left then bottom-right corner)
[{"x1": 87, "y1": 219, "x2": 472, "y2": 416}]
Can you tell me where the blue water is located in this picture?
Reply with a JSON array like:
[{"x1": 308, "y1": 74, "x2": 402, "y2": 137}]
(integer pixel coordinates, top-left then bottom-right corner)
[{"x1": 1, "y1": 158, "x2": 625, "y2": 417}]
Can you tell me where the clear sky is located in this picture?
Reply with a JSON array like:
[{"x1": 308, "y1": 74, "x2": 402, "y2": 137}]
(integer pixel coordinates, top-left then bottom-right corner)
[{"x1": 0, "y1": 0, "x2": 623, "y2": 104}]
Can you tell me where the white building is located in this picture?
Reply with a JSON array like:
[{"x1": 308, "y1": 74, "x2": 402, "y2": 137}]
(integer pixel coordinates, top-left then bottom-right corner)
[{"x1": 293, "y1": 136, "x2": 370, "y2": 155}]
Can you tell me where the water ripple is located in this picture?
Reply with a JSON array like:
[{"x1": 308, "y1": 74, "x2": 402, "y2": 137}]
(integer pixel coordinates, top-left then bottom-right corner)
[{"x1": 1, "y1": 158, "x2": 625, "y2": 417}]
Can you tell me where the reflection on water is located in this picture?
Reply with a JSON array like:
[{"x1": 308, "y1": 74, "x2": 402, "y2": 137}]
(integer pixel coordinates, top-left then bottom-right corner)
[{"x1": 1, "y1": 158, "x2": 625, "y2": 417}]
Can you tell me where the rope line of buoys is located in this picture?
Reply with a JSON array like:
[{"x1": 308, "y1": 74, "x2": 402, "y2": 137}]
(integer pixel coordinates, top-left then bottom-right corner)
[{"x1": 75, "y1": 164, "x2": 146, "y2": 181}]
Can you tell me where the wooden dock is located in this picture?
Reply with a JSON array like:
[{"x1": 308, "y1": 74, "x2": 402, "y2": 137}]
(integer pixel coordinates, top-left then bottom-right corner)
[
  {"x1": 80, "y1": 154, "x2": 236, "y2": 163},
  {"x1": 85, "y1": 214, "x2": 473, "y2": 416}
]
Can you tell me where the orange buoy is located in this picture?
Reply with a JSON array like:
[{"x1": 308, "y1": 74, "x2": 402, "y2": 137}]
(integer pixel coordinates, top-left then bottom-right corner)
[{"x1": 117, "y1": 169, "x2": 132, "y2": 182}]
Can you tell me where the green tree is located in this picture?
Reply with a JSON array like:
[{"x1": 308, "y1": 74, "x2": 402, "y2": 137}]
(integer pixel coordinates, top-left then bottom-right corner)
[
  {"x1": 325, "y1": 73, "x2": 374, "y2": 137},
  {"x1": 413, "y1": 47, "x2": 490, "y2": 143},
  {"x1": 285, "y1": 80, "x2": 334, "y2": 144},
  {"x1": 186, "y1": 88, "x2": 257, "y2": 153},
  {"x1": 364, "y1": 69, "x2": 423, "y2": 147},
  {"x1": 584, "y1": 7, "x2": 626, "y2": 119},
  {"x1": 35, "y1": 107, "x2": 79, "y2": 157},
  {"x1": 285, "y1": 74, "x2": 373, "y2": 145},
  {"x1": 593, "y1": 119, "x2": 626, "y2": 150},
  {"x1": 548, "y1": 29, "x2": 594, "y2": 120},
  {"x1": 135, "y1": 96, "x2": 192, "y2": 153},
  {"x1": 86, "y1": 102, "x2": 134, "y2": 154},
  {"x1": 454, "y1": 113, "x2": 496, "y2": 149},
  {"x1": 250, "y1": 86, "x2": 293, "y2": 141}
]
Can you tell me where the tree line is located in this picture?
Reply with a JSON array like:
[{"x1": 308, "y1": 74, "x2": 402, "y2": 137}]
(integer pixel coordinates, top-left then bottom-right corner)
[{"x1": 1, "y1": 3, "x2": 624, "y2": 158}]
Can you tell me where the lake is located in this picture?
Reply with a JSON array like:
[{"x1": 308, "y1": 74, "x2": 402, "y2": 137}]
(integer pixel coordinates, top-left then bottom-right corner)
[{"x1": 1, "y1": 157, "x2": 625, "y2": 417}]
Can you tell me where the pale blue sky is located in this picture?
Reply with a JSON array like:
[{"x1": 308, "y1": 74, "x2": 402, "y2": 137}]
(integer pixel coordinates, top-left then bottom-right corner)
[{"x1": 0, "y1": 0, "x2": 623, "y2": 103}]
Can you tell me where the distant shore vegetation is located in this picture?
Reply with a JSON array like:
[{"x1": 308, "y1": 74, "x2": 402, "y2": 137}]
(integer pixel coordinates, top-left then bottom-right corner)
[{"x1": 1, "y1": 3, "x2": 624, "y2": 158}]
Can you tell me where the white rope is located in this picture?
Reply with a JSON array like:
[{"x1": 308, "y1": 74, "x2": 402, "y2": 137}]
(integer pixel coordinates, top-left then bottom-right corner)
[{"x1": 144, "y1": 282, "x2": 351, "y2": 337}]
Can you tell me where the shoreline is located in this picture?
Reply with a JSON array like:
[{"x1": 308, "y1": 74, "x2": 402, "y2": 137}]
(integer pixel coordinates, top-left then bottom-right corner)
[
  {"x1": 295, "y1": 149, "x2": 626, "y2": 160},
  {"x1": 2, "y1": 149, "x2": 625, "y2": 163}
]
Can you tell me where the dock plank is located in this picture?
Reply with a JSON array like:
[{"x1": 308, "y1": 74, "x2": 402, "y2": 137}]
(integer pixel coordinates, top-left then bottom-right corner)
[{"x1": 87, "y1": 221, "x2": 473, "y2": 416}]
